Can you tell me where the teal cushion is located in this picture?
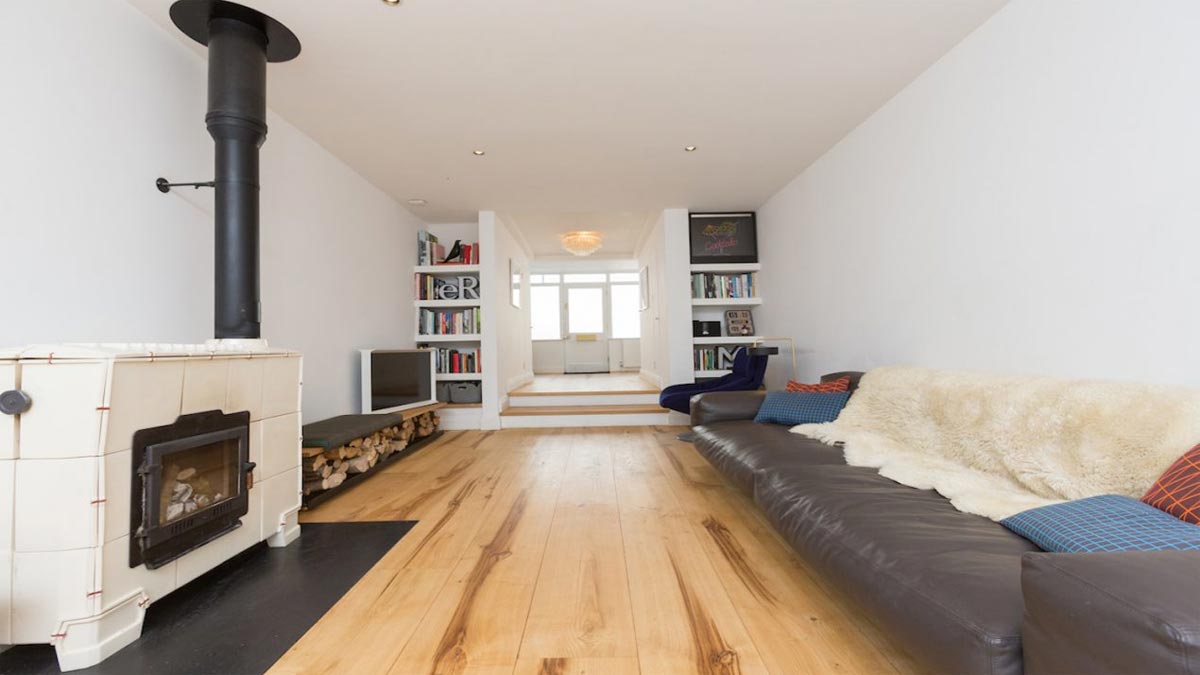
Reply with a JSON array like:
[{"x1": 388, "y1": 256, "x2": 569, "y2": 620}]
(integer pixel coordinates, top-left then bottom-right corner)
[
  {"x1": 754, "y1": 391, "x2": 850, "y2": 426},
  {"x1": 1001, "y1": 494, "x2": 1200, "y2": 552}
]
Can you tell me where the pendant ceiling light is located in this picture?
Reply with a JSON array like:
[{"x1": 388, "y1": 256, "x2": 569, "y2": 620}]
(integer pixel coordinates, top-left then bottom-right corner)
[{"x1": 560, "y1": 231, "x2": 604, "y2": 256}]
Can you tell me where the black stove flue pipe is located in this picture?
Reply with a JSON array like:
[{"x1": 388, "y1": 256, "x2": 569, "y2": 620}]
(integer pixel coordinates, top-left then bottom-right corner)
[{"x1": 169, "y1": 1, "x2": 300, "y2": 339}]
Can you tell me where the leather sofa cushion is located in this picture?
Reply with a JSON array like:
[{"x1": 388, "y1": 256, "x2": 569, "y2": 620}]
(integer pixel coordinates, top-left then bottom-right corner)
[
  {"x1": 756, "y1": 464, "x2": 1036, "y2": 675},
  {"x1": 692, "y1": 420, "x2": 846, "y2": 494}
]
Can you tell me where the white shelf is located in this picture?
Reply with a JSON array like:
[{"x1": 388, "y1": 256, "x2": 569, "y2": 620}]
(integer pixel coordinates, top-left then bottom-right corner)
[
  {"x1": 414, "y1": 264, "x2": 480, "y2": 274},
  {"x1": 690, "y1": 263, "x2": 761, "y2": 273},
  {"x1": 416, "y1": 334, "x2": 482, "y2": 342},
  {"x1": 692, "y1": 336, "x2": 762, "y2": 345},
  {"x1": 415, "y1": 299, "x2": 482, "y2": 308},
  {"x1": 436, "y1": 372, "x2": 483, "y2": 381},
  {"x1": 694, "y1": 369, "x2": 731, "y2": 378},
  {"x1": 691, "y1": 297, "x2": 763, "y2": 306}
]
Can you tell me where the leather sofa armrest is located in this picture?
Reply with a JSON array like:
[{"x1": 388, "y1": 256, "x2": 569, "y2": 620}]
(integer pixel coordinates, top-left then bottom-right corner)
[
  {"x1": 690, "y1": 391, "x2": 766, "y2": 426},
  {"x1": 1021, "y1": 551, "x2": 1200, "y2": 674}
]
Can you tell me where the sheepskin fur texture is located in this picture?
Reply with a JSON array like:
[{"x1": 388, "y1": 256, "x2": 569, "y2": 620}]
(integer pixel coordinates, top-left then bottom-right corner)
[{"x1": 792, "y1": 366, "x2": 1200, "y2": 520}]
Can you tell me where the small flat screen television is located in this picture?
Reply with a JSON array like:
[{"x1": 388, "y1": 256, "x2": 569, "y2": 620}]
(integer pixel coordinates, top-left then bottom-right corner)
[{"x1": 360, "y1": 349, "x2": 436, "y2": 414}]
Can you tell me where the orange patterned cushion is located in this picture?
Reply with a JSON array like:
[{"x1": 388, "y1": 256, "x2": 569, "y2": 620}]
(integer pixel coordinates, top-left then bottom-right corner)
[
  {"x1": 1142, "y1": 443, "x2": 1200, "y2": 524},
  {"x1": 785, "y1": 376, "x2": 850, "y2": 393}
]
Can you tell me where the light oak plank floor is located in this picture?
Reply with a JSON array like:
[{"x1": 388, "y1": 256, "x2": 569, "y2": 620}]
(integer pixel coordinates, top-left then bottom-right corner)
[{"x1": 273, "y1": 427, "x2": 921, "y2": 675}]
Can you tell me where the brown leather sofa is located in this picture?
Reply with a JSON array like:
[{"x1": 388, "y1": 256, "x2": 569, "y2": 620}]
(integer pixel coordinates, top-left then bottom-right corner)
[{"x1": 690, "y1": 372, "x2": 1200, "y2": 675}]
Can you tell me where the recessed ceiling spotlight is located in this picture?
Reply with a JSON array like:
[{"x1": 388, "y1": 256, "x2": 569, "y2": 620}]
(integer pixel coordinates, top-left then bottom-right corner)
[
  {"x1": 684, "y1": 145, "x2": 697, "y2": 152},
  {"x1": 381, "y1": 0, "x2": 401, "y2": 6},
  {"x1": 472, "y1": 149, "x2": 486, "y2": 156},
  {"x1": 407, "y1": 198, "x2": 427, "y2": 206}
]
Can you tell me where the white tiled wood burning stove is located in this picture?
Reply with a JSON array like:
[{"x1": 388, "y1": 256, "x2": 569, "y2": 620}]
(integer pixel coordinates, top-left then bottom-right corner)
[{"x1": 0, "y1": 343, "x2": 302, "y2": 671}]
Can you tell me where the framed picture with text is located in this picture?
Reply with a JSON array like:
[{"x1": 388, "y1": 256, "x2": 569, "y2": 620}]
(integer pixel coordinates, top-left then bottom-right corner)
[{"x1": 688, "y1": 212, "x2": 758, "y2": 264}]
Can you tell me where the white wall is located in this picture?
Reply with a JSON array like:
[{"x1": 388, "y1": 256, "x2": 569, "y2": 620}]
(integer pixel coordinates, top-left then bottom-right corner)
[
  {"x1": 635, "y1": 209, "x2": 692, "y2": 388},
  {"x1": 478, "y1": 211, "x2": 533, "y2": 426},
  {"x1": 757, "y1": 0, "x2": 1200, "y2": 389},
  {"x1": 0, "y1": 1, "x2": 423, "y2": 421}
]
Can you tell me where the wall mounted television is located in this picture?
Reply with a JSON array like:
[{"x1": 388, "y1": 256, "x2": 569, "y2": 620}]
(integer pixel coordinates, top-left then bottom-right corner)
[{"x1": 360, "y1": 349, "x2": 437, "y2": 414}]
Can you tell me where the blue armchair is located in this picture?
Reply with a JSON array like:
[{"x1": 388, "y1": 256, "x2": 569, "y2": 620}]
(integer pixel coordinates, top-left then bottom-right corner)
[{"x1": 658, "y1": 347, "x2": 769, "y2": 415}]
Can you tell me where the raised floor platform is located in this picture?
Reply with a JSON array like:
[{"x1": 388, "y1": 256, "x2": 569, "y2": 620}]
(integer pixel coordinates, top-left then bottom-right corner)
[{"x1": 504, "y1": 373, "x2": 672, "y2": 427}]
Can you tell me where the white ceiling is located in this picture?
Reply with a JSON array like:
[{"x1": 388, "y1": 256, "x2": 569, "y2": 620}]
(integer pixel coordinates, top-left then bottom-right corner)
[
  {"x1": 130, "y1": 0, "x2": 1006, "y2": 255},
  {"x1": 503, "y1": 211, "x2": 660, "y2": 258}
]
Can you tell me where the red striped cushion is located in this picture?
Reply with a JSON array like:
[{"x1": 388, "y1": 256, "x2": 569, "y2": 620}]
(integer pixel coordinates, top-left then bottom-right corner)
[
  {"x1": 1142, "y1": 443, "x2": 1200, "y2": 524},
  {"x1": 785, "y1": 376, "x2": 850, "y2": 394}
]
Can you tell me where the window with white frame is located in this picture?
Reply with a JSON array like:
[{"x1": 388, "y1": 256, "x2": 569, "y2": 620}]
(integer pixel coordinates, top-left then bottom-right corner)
[
  {"x1": 530, "y1": 281, "x2": 561, "y2": 340},
  {"x1": 528, "y1": 271, "x2": 641, "y2": 340},
  {"x1": 610, "y1": 282, "x2": 640, "y2": 338}
]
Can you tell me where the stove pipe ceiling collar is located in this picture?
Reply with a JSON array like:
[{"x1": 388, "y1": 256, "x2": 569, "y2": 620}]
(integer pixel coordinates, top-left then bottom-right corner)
[{"x1": 168, "y1": 0, "x2": 301, "y2": 339}]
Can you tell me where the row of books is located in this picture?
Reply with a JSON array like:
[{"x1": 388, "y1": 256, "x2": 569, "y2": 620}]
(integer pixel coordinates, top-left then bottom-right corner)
[
  {"x1": 691, "y1": 272, "x2": 758, "y2": 299},
  {"x1": 433, "y1": 348, "x2": 481, "y2": 374},
  {"x1": 418, "y1": 308, "x2": 482, "y2": 336},
  {"x1": 417, "y1": 230, "x2": 481, "y2": 266},
  {"x1": 693, "y1": 346, "x2": 738, "y2": 372},
  {"x1": 414, "y1": 273, "x2": 481, "y2": 301}
]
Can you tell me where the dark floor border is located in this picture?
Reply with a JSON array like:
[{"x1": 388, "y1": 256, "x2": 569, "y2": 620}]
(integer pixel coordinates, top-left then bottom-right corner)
[{"x1": 0, "y1": 520, "x2": 415, "y2": 675}]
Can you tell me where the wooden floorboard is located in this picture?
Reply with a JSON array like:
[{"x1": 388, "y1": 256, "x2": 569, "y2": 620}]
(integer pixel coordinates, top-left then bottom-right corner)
[{"x1": 270, "y1": 427, "x2": 920, "y2": 675}]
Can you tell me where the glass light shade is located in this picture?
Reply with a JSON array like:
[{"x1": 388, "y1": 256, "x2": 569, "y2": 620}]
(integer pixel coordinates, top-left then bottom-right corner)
[{"x1": 560, "y1": 231, "x2": 604, "y2": 256}]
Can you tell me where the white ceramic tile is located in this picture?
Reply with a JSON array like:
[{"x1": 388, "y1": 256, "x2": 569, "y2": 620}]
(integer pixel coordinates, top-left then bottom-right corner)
[
  {"x1": 100, "y1": 536, "x2": 176, "y2": 612},
  {"x1": 261, "y1": 356, "x2": 301, "y2": 418},
  {"x1": 248, "y1": 420, "x2": 263, "y2": 482},
  {"x1": 19, "y1": 361, "x2": 108, "y2": 459},
  {"x1": 0, "y1": 460, "x2": 13, "y2": 551},
  {"x1": 103, "y1": 361, "x2": 184, "y2": 455},
  {"x1": 0, "y1": 364, "x2": 15, "y2": 459},
  {"x1": 181, "y1": 359, "x2": 229, "y2": 415},
  {"x1": 12, "y1": 548, "x2": 95, "y2": 644},
  {"x1": 0, "y1": 550, "x2": 11, "y2": 644},
  {"x1": 259, "y1": 413, "x2": 300, "y2": 480},
  {"x1": 259, "y1": 468, "x2": 301, "y2": 542},
  {"x1": 226, "y1": 358, "x2": 264, "y2": 421},
  {"x1": 174, "y1": 484, "x2": 262, "y2": 587},
  {"x1": 101, "y1": 451, "x2": 131, "y2": 544},
  {"x1": 15, "y1": 458, "x2": 99, "y2": 552}
]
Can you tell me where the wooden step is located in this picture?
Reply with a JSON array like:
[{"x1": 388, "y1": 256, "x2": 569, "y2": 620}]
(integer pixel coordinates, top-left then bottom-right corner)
[
  {"x1": 509, "y1": 388, "x2": 658, "y2": 397},
  {"x1": 508, "y1": 392, "x2": 660, "y2": 408},
  {"x1": 500, "y1": 403, "x2": 666, "y2": 417}
]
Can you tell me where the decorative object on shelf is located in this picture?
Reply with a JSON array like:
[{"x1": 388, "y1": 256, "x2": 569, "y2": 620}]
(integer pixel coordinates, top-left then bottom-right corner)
[
  {"x1": 510, "y1": 258, "x2": 523, "y2": 308},
  {"x1": 692, "y1": 320, "x2": 722, "y2": 338},
  {"x1": 441, "y1": 239, "x2": 463, "y2": 264},
  {"x1": 639, "y1": 265, "x2": 650, "y2": 310},
  {"x1": 415, "y1": 273, "x2": 481, "y2": 300},
  {"x1": 694, "y1": 346, "x2": 740, "y2": 371},
  {"x1": 725, "y1": 309, "x2": 755, "y2": 336},
  {"x1": 688, "y1": 212, "x2": 757, "y2": 264},
  {"x1": 560, "y1": 230, "x2": 604, "y2": 256},
  {"x1": 417, "y1": 230, "x2": 479, "y2": 265}
]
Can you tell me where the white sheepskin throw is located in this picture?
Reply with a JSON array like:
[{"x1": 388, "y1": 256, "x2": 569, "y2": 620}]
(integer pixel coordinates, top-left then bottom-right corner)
[{"x1": 791, "y1": 366, "x2": 1200, "y2": 520}]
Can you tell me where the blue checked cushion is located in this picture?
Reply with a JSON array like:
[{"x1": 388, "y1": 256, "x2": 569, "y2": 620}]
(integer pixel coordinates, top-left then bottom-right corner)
[
  {"x1": 1000, "y1": 494, "x2": 1200, "y2": 553},
  {"x1": 754, "y1": 390, "x2": 850, "y2": 426}
]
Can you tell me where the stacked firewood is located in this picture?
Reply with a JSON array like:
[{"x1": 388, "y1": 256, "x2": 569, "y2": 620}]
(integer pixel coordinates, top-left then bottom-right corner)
[{"x1": 301, "y1": 411, "x2": 440, "y2": 496}]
